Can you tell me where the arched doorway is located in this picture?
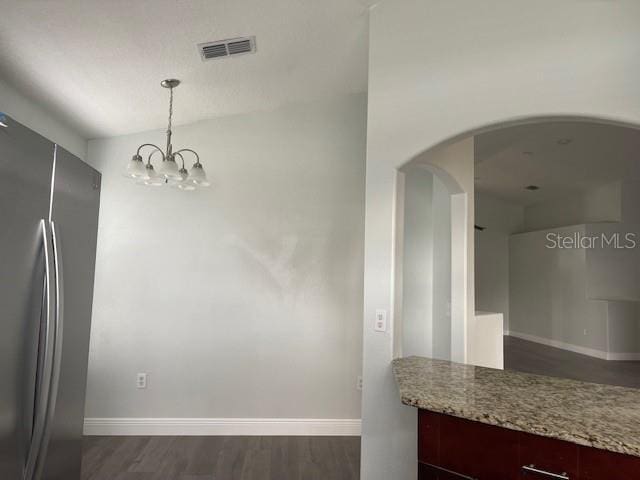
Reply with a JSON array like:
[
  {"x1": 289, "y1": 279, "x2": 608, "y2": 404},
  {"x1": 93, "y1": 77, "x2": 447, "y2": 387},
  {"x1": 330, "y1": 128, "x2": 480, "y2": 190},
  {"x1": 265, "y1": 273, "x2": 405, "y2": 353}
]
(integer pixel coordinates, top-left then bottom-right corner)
[
  {"x1": 474, "y1": 119, "x2": 640, "y2": 388},
  {"x1": 391, "y1": 116, "x2": 640, "y2": 375},
  {"x1": 393, "y1": 140, "x2": 470, "y2": 364}
]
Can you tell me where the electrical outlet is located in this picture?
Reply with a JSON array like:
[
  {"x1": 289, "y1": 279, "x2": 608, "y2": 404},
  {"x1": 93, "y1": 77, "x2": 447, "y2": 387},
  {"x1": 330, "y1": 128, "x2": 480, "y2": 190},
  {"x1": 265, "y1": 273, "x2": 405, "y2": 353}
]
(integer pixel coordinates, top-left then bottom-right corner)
[
  {"x1": 357, "y1": 375, "x2": 363, "y2": 391},
  {"x1": 374, "y1": 309, "x2": 387, "y2": 332},
  {"x1": 583, "y1": 329, "x2": 588, "y2": 336},
  {"x1": 136, "y1": 373, "x2": 147, "y2": 389}
]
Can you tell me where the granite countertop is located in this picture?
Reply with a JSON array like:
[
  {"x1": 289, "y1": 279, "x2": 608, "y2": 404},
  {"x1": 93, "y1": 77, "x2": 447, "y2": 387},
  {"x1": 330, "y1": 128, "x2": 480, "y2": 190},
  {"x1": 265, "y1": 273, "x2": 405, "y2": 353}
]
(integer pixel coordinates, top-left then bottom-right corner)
[{"x1": 392, "y1": 356, "x2": 640, "y2": 457}]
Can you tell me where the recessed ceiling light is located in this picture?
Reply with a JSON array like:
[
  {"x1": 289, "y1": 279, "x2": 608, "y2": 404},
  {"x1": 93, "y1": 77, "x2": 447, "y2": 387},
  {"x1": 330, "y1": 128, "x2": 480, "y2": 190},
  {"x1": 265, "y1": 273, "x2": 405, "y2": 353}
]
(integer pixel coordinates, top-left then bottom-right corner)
[
  {"x1": 525, "y1": 185, "x2": 540, "y2": 191},
  {"x1": 557, "y1": 138, "x2": 572, "y2": 145}
]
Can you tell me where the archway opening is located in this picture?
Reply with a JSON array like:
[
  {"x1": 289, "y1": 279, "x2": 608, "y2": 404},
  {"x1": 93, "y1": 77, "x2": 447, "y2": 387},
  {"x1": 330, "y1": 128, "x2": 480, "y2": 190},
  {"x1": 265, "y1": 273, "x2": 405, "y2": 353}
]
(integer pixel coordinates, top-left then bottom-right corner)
[
  {"x1": 393, "y1": 116, "x2": 640, "y2": 386},
  {"x1": 475, "y1": 120, "x2": 640, "y2": 387},
  {"x1": 394, "y1": 138, "x2": 472, "y2": 364}
]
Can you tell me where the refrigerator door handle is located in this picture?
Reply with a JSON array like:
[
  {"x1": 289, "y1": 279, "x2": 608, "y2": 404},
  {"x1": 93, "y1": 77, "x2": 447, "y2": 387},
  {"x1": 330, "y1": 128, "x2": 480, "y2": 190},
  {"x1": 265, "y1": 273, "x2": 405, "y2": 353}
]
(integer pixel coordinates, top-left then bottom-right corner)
[
  {"x1": 32, "y1": 221, "x2": 65, "y2": 480},
  {"x1": 24, "y1": 220, "x2": 57, "y2": 480}
]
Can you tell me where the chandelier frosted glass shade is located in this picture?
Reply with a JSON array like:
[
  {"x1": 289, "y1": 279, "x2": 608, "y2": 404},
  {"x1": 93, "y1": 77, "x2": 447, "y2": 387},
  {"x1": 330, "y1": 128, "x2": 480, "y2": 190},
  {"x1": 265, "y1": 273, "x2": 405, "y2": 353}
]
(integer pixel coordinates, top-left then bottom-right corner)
[
  {"x1": 168, "y1": 167, "x2": 196, "y2": 190},
  {"x1": 188, "y1": 163, "x2": 210, "y2": 187},
  {"x1": 124, "y1": 79, "x2": 209, "y2": 191},
  {"x1": 157, "y1": 156, "x2": 182, "y2": 180},
  {"x1": 124, "y1": 155, "x2": 147, "y2": 178},
  {"x1": 136, "y1": 164, "x2": 165, "y2": 186}
]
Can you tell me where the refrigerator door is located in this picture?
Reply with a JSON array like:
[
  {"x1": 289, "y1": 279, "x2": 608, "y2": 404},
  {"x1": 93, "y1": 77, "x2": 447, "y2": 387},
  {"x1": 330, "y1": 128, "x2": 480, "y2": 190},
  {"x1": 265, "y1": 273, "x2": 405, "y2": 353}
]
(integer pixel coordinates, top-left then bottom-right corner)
[
  {"x1": 0, "y1": 115, "x2": 55, "y2": 480},
  {"x1": 39, "y1": 146, "x2": 101, "y2": 480}
]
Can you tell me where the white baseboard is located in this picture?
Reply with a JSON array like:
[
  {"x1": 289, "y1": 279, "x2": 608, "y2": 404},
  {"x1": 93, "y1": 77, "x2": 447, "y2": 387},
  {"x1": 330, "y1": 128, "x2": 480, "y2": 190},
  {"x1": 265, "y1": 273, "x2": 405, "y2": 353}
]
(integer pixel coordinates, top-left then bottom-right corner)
[
  {"x1": 606, "y1": 352, "x2": 640, "y2": 361},
  {"x1": 507, "y1": 331, "x2": 607, "y2": 359},
  {"x1": 507, "y1": 331, "x2": 640, "y2": 361},
  {"x1": 83, "y1": 418, "x2": 361, "y2": 436}
]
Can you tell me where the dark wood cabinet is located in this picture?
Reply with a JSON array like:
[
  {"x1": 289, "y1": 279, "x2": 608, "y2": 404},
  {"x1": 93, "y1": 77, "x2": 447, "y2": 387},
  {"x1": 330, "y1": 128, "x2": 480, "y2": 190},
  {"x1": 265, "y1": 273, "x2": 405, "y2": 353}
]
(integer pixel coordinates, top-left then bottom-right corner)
[
  {"x1": 578, "y1": 447, "x2": 640, "y2": 480},
  {"x1": 518, "y1": 431, "x2": 578, "y2": 479},
  {"x1": 419, "y1": 461, "x2": 476, "y2": 479},
  {"x1": 419, "y1": 410, "x2": 519, "y2": 479},
  {"x1": 418, "y1": 410, "x2": 640, "y2": 480}
]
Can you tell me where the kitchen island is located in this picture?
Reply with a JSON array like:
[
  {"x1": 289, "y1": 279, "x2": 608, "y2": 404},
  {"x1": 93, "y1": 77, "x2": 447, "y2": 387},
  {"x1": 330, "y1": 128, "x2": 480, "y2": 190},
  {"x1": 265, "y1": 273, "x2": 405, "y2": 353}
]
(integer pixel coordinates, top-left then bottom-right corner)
[{"x1": 393, "y1": 356, "x2": 640, "y2": 479}]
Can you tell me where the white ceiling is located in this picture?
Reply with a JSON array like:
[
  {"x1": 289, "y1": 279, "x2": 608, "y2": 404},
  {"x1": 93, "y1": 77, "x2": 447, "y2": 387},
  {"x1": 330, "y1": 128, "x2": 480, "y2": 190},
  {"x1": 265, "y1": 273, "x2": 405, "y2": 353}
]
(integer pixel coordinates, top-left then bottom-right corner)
[
  {"x1": 0, "y1": 0, "x2": 372, "y2": 138},
  {"x1": 474, "y1": 122, "x2": 640, "y2": 206}
]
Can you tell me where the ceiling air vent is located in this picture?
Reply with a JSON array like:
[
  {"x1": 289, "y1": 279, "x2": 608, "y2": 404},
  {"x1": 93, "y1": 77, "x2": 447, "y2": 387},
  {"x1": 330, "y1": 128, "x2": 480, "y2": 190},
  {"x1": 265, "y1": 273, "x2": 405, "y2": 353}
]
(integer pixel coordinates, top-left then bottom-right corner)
[{"x1": 198, "y1": 36, "x2": 256, "y2": 61}]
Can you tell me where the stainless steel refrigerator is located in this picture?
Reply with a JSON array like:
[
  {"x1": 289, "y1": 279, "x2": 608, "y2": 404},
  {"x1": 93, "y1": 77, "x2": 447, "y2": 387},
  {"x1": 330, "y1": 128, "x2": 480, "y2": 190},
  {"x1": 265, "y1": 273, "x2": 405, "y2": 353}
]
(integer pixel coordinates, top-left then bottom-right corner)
[{"x1": 0, "y1": 113, "x2": 101, "y2": 480}]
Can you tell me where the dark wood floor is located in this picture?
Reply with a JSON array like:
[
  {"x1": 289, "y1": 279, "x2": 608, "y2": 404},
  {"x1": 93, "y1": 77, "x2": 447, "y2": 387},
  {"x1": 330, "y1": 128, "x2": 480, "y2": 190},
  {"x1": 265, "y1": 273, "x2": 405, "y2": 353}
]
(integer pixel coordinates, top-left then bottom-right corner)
[
  {"x1": 504, "y1": 335, "x2": 640, "y2": 389},
  {"x1": 81, "y1": 436, "x2": 360, "y2": 480}
]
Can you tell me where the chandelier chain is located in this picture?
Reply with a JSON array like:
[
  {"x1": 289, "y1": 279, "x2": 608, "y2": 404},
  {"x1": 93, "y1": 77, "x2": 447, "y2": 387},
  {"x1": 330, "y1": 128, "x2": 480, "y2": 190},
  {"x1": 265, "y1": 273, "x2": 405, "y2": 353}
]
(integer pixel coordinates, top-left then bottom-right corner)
[{"x1": 167, "y1": 87, "x2": 173, "y2": 135}]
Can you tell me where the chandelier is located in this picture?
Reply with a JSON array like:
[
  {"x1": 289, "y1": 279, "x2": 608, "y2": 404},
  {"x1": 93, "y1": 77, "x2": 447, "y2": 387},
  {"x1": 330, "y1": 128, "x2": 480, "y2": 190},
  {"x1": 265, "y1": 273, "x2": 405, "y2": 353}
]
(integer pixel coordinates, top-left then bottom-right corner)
[{"x1": 124, "y1": 79, "x2": 209, "y2": 190}]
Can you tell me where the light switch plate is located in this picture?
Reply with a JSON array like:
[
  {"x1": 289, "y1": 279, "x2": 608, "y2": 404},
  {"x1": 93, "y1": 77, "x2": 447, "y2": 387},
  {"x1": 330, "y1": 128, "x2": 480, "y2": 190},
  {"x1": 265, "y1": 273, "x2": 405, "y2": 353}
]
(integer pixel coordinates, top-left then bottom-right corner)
[{"x1": 374, "y1": 309, "x2": 387, "y2": 332}]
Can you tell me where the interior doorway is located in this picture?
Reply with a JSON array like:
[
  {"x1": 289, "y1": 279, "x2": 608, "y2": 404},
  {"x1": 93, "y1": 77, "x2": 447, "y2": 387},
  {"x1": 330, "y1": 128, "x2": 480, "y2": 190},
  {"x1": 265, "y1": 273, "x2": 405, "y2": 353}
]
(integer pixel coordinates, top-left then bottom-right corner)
[{"x1": 394, "y1": 138, "x2": 473, "y2": 364}]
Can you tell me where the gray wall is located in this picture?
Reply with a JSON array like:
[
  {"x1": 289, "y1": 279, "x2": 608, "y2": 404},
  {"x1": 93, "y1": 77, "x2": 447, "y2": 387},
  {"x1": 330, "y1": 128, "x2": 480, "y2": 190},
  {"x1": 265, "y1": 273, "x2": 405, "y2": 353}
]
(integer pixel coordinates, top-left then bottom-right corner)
[{"x1": 84, "y1": 94, "x2": 366, "y2": 420}]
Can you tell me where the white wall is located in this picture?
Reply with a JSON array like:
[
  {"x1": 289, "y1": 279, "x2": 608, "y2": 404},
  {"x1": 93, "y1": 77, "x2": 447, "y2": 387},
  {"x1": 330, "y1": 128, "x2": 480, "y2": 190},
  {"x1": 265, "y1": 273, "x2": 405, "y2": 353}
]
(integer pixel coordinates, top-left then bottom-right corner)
[
  {"x1": 0, "y1": 76, "x2": 86, "y2": 159},
  {"x1": 585, "y1": 222, "x2": 640, "y2": 302},
  {"x1": 363, "y1": 1, "x2": 640, "y2": 479},
  {"x1": 399, "y1": 167, "x2": 452, "y2": 360},
  {"x1": 84, "y1": 94, "x2": 366, "y2": 427},
  {"x1": 475, "y1": 193, "x2": 524, "y2": 331},
  {"x1": 431, "y1": 176, "x2": 452, "y2": 360},
  {"x1": 586, "y1": 181, "x2": 640, "y2": 302},
  {"x1": 401, "y1": 166, "x2": 434, "y2": 357},
  {"x1": 509, "y1": 225, "x2": 609, "y2": 355},
  {"x1": 524, "y1": 182, "x2": 621, "y2": 232},
  {"x1": 606, "y1": 301, "x2": 640, "y2": 356}
]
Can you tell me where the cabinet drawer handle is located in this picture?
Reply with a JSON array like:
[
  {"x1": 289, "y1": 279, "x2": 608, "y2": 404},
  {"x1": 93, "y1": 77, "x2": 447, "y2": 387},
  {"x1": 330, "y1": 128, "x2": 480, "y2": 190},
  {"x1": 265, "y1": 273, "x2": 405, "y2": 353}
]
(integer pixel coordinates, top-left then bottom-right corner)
[{"x1": 522, "y1": 464, "x2": 569, "y2": 480}]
